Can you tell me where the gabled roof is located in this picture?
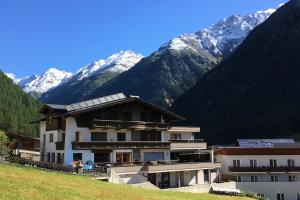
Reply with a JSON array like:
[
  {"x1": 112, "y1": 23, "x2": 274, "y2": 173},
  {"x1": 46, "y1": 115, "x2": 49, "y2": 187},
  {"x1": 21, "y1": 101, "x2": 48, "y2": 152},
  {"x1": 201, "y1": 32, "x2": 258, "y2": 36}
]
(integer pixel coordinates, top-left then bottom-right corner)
[
  {"x1": 46, "y1": 104, "x2": 67, "y2": 110},
  {"x1": 40, "y1": 93, "x2": 185, "y2": 121},
  {"x1": 65, "y1": 93, "x2": 126, "y2": 112}
]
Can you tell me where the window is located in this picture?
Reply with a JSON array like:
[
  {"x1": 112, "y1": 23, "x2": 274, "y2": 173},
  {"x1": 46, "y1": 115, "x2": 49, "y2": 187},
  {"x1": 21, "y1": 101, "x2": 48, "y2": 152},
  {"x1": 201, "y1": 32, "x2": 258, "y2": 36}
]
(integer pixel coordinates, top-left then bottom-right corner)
[
  {"x1": 170, "y1": 134, "x2": 181, "y2": 140},
  {"x1": 271, "y1": 175, "x2": 278, "y2": 182},
  {"x1": 94, "y1": 152, "x2": 110, "y2": 163},
  {"x1": 42, "y1": 134, "x2": 46, "y2": 146},
  {"x1": 233, "y1": 160, "x2": 240, "y2": 168},
  {"x1": 277, "y1": 193, "x2": 285, "y2": 200},
  {"x1": 251, "y1": 176, "x2": 258, "y2": 182},
  {"x1": 49, "y1": 133, "x2": 54, "y2": 143},
  {"x1": 235, "y1": 176, "x2": 242, "y2": 182},
  {"x1": 257, "y1": 194, "x2": 265, "y2": 198},
  {"x1": 288, "y1": 159, "x2": 295, "y2": 167},
  {"x1": 73, "y1": 153, "x2": 82, "y2": 161},
  {"x1": 51, "y1": 152, "x2": 55, "y2": 163},
  {"x1": 116, "y1": 152, "x2": 132, "y2": 163},
  {"x1": 75, "y1": 132, "x2": 80, "y2": 142},
  {"x1": 250, "y1": 160, "x2": 257, "y2": 168},
  {"x1": 47, "y1": 152, "x2": 51, "y2": 162},
  {"x1": 57, "y1": 153, "x2": 62, "y2": 164},
  {"x1": 91, "y1": 132, "x2": 107, "y2": 141},
  {"x1": 270, "y1": 159, "x2": 277, "y2": 168},
  {"x1": 117, "y1": 132, "x2": 126, "y2": 141},
  {"x1": 289, "y1": 175, "x2": 296, "y2": 182}
]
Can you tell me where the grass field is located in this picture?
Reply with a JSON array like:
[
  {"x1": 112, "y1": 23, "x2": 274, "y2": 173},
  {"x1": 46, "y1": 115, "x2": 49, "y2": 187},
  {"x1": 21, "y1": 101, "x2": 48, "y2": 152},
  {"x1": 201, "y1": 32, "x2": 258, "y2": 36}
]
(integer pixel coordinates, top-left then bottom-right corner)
[{"x1": 0, "y1": 163, "x2": 253, "y2": 200}]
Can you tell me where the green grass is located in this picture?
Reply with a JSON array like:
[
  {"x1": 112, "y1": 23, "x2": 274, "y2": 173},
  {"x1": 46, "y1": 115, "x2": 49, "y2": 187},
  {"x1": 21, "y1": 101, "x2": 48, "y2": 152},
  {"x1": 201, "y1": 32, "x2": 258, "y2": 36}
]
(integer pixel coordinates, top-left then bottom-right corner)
[{"x1": 0, "y1": 163, "x2": 253, "y2": 200}]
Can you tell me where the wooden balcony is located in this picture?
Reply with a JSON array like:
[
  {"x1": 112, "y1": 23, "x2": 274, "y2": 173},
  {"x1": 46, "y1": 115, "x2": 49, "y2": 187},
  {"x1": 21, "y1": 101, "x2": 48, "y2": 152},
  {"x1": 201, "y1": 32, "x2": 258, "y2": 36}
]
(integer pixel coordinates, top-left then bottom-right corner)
[
  {"x1": 92, "y1": 119, "x2": 169, "y2": 131},
  {"x1": 55, "y1": 141, "x2": 65, "y2": 150},
  {"x1": 229, "y1": 166, "x2": 300, "y2": 173},
  {"x1": 72, "y1": 141, "x2": 171, "y2": 150}
]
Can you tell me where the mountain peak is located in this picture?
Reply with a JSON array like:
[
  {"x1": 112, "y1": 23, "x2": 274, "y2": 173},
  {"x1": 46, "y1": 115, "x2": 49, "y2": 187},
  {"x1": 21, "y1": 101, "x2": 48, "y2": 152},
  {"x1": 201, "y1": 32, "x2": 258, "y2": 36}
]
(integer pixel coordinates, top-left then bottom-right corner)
[
  {"x1": 75, "y1": 50, "x2": 143, "y2": 81},
  {"x1": 159, "y1": 7, "x2": 275, "y2": 57},
  {"x1": 19, "y1": 68, "x2": 73, "y2": 94},
  {"x1": 257, "y1": 8, "x2": 276, "y2": 14}
]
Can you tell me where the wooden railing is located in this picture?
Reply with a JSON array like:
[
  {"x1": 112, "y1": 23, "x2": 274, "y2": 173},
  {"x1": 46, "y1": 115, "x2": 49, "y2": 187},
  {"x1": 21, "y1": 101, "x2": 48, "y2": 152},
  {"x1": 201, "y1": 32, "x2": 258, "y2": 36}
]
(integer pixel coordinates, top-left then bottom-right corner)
[
  {"x1": 5, "y1": 154, "x2": 73, "y2": 172},
  {"x1": 72, "y1": 141, "x2": 171, "y2": 150},
  {"x1": 92, "y1": 119, "x2": 169, "y2": 131}
]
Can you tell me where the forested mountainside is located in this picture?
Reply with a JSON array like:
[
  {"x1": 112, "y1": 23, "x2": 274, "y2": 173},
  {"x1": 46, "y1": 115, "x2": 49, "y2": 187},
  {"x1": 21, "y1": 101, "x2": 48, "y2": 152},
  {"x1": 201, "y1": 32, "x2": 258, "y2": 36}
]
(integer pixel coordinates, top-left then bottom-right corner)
[
  {"x1": 172, "y1": 0, "x2": 300, "y2": 144},
  {"x1": 0, "y1": 71, "x2": 41, "y2": 137}
]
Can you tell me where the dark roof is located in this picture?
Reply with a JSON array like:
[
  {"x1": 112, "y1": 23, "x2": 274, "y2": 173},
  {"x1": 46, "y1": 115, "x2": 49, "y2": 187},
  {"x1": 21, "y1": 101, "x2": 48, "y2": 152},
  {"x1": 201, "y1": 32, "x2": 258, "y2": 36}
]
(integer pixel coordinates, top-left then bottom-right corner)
[
  {"x1": 237, "y1": 139, "x2": 295, "y2": 147},
  {"x1": 5, "y1": 131, "x2": 40, "y2": 141},
  {"x1": 39, "y1": 93, "x2": 185, "y2": 121}
]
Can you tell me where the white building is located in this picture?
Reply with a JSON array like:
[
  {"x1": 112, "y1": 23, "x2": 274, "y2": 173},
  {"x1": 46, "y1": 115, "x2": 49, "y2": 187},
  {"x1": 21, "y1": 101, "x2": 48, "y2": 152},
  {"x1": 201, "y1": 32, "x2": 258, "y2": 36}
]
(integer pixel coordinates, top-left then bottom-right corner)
[
  {"x1": 39, "y1": 93, "x2": 220, "y2": 189},
  {"x1": 215, "y1": 139, "x2": 300, "y2": 200}
]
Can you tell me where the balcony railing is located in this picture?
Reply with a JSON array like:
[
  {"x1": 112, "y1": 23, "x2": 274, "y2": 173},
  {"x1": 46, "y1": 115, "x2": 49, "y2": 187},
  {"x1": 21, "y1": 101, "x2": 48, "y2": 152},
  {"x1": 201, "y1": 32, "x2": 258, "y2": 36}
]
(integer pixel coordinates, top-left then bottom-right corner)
[
  {"x1": 168, "y1": 139, "x2": 204, "y2": 143},
  {"x1": 92, "y1": 119, "x2": 169, "y2": 131},
  {"x1": 72, "y1": 141, "x2": 171, "y2": 150},
  {"x1": 55, "y1": 141, "x2": 65, "y2": 150},
  {"x1": 229, "y1": 166, "x2": 300, "y2": 173},
  {"x1": 169, "y1": 139, "x2": 207, "y2": 150}
]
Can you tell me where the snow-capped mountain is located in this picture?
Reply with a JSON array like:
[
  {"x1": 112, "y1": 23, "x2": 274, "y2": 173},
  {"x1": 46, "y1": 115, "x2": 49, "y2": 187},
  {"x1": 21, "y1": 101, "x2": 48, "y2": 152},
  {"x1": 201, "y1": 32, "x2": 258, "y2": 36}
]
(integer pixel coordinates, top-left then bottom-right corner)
[
  {"x1": 159, "y1": 8, "x2": 276, "y2": 56},
  {"x1": 18, "y1": 68, "x2": 72, "y2": 94},
  {"x1": 74, "y1": 50, "x2": 143, "y2": 81},
  {"x1": 6, "y1": 51, "x2": 142, "y2": 95}
]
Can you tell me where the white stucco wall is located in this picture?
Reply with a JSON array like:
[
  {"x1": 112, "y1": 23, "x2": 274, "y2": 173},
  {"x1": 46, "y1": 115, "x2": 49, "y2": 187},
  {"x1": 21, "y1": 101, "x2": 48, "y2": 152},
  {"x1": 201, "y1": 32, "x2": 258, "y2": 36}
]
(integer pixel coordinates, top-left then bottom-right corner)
[
  {"x1": 215, "y1": 154, "x2": 300, "y2": 200},
  {"x1": 236, "y1": 182, "x2": 300, "y2": 200}
]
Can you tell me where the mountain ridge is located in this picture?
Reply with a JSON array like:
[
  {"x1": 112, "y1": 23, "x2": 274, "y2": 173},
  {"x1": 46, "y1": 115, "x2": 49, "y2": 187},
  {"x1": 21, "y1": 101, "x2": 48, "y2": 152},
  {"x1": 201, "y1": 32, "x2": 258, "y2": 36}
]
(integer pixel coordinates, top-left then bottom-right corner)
[{"x1": 85, "y1": 8, "x2": 275, "y2": 107}]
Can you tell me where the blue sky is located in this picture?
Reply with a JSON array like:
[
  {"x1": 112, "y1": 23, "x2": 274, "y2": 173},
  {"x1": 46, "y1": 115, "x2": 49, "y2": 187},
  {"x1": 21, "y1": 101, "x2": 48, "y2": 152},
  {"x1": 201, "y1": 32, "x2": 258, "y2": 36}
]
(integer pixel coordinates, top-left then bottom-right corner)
[{"x1": 0, "y1": 0, "x2": 285, "y2": 78}]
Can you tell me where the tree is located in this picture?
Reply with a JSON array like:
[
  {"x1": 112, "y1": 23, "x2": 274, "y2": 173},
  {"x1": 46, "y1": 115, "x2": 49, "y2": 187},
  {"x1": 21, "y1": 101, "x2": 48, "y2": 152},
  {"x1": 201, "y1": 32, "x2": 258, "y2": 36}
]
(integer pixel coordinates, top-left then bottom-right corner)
[{"x1": 0, "y1": 131, "x2": 9, "y2": 155}]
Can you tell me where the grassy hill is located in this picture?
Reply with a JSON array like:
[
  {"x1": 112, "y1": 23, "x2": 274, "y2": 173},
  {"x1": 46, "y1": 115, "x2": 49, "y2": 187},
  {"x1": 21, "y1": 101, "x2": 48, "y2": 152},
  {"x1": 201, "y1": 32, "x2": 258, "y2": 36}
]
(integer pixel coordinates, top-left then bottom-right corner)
[{"x1": 0, "y1": 163, "x2": 252, "y2": 200}]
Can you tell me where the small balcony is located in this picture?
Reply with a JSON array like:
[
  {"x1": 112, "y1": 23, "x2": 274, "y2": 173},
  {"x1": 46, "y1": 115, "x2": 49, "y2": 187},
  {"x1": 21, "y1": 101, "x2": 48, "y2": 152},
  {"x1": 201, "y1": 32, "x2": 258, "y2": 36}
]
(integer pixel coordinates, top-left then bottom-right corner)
[
  {"x1": 92, "y1": 119, "x2": 169, "y2": 131},
  {"x1": 169, "y1": 139, "x2": 207, "y2": 150},
  {"x1": 228, "y1": 166, "x2": 300, "y2": 173},
  {"x1": 55, "y1": 141, "x2": 65, "y2": 150},
  {"x1": 72, "y1": 141, "x2": 171, "y2": 150}
]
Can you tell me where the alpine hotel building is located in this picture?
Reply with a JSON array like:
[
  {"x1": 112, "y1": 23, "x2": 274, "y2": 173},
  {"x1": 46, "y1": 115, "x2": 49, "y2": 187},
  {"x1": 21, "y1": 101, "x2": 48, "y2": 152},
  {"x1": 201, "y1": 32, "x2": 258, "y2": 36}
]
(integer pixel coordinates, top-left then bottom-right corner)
[{"x1": 39, "y1": 93, "x2": 220, "y2": 189}]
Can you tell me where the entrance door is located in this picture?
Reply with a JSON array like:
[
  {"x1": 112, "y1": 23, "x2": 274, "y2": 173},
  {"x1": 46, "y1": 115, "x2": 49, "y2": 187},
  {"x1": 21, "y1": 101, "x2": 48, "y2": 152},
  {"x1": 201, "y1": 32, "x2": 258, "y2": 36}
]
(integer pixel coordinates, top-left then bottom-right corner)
[
  {"x1": 189, "y1": 170, "x2": 197, "y2": 185},
  {"x1": 204, "y1": 169, "x2": 209, "y2": 183},
  {"x1": 160, "y1": 172, "x2": 170, "y2": 188},
  {"x1": 116, "y1": 152, "x2": 132, "y2": 163},
  {"x1": 148, "y1": 173, "x2": 156, "y2": 185}
]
